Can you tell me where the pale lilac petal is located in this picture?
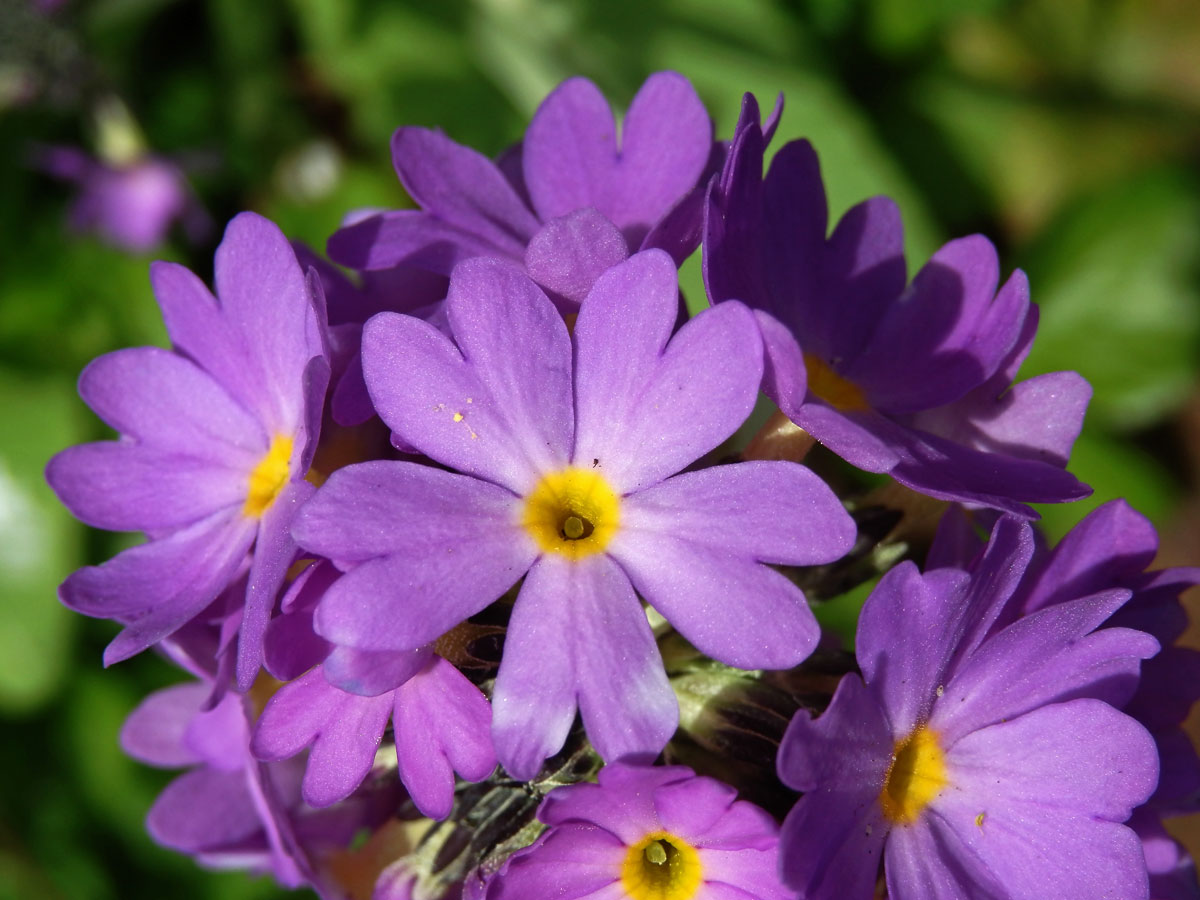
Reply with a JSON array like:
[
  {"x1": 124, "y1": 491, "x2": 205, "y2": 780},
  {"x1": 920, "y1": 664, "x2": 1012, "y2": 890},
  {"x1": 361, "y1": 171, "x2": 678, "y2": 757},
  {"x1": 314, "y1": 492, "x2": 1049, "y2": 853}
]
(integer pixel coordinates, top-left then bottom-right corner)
[
  {"x1": 858, "y1": 516, "x2": 1032, "y2": 734},
  {"x1": 602, "y1": 71, "x2": 711, "y2": 239},
  {"x1": 328, "y1": 209, "x2": 519, "y2": 274},
  {"x1": 611, "y1": 536, "x2": 822, "y2": 670},
  {"x1": 573, "y1": 253, "x2": 761, "y2": 492},
  {"x1": 148, "y1": 767, "x2": 263, "y2": 852},
  {"x1": 293, "y1": 460, "x2": 525, "y2": 564},
  {"x1": 391, "y1": 126, "x2": 539, "y2": 253},
  {"x1": 393, "y1": 656, "x2": 496, "y2": 819},
  {"x1": 616, "y1": 460, "x2": 855, "y2": 564},
  {"x1": 523, "y1": 76, "x2": 616, "y2": 223},
  {"x1": 884, "y1": 818, "x2": 1006, "y2": 900},
  {"x1": 948, "y1": 700, "x2": 1158, "y2": 821},
  {"x1": 935, "y1": 702, "x2": 1156, "y2": 900},
  {"x1": 362, "y1": 263, "x2": 572, "y2": 493},
  {"x1": 150, "y1": 260, "x2": 265, "y2": 422},
  {"x1": 697, "y1": 849, "x2": 791, "y2": 900},
  {"x1": 213, "y1": 212, "x2": 324, "y2": 432},
  {"x1": 523, "y1": 208, "x2": 629, "y2": 308},
  {"x1": 61, "y1": 509, "x2": 256, "y2": 665},
  {"x1": 488, "y1": 825, "x2": 625, "y2": 900},
  {"x1": 492, "y1": 554, "x2": 675, "y2": 778},
  {"x1": 75, "y1": 346, "x2": 264, "y2": 462},
  {"x1": 299, "y1": 463, "x2": 534, "y2": 652},
  {"x1": 933, "y1": 591, "x2": 1158, "y2": 744},
  {"x1": 46, "y1": 442, "x2": 244, "y2": 533},
  {"x1": 182, "y1": 691, "x2": 248, "y2": 772},
  {"x1": 539, "y1": 763, "x2": 686, "y2": 840},
  {"x1": 251, "y1": 667, "x2": 392, "y2": 808},
  {"x1": 653, "y1": 777, "x2": 776, "y2": 851},
  {"x1": 120, "y1": 682, "x2": 210, "y2": 768},
  {"x1": 236, "y1": 480, "x2": 312, "y2": 690}
]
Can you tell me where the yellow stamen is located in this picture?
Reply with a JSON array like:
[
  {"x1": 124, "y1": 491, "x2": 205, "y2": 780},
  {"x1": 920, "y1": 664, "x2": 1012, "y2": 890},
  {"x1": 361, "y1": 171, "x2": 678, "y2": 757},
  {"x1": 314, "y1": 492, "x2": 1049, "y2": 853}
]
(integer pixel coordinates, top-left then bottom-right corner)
[
  {"x1": 244, "y1": 435, "x2": 294, "y2": 517},
  {"x1": 804, "y1": 353, "x2": 869, "y2": 411},
  {"x1": 521, "y1": 467, "x2": 619, "y2": 560},
  {"x1": 620, "y1": 832, "x2": 703, "y2": 900},
  {"x1": 880, "y1": 726, "x2": 949, "y2": 825}
]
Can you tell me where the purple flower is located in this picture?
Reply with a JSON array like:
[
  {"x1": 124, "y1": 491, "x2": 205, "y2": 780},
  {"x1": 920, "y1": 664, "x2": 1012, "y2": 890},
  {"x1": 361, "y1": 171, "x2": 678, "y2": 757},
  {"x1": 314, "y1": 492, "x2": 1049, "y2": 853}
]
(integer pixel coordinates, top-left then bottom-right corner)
[
  {"x1": 34, "y1": 145, "x2": 205, "y2": 252},
  {"x1": 704, "y1": 94, "x2": 1091, "y2": 516},
  {"x1": 776, "y1": 515, "x2": 1160, "y2": 899},
  {"x1": 482, "y1": 762, "x2": 790, "y2": 900},
  {"x1": 252, "y1": 651, "x2": 496, "y2": 820},
  {"x1": 328, "y1": 72, "x2": 716, "y2": 311},
  {"x1": 121, "y1": 680, "x2": 399, "y2": 898},
  {"x1": 293, "y1": 250, "x2": 855, "y2": 779},
  {"x1": 46, "y1": 212, "x2": 330, "y2": 688}
]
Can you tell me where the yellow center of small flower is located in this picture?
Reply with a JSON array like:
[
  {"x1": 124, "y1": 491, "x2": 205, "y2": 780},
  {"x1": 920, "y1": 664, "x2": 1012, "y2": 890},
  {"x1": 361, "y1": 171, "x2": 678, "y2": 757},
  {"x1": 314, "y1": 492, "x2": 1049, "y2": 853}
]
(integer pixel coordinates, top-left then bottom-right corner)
[
  {"x1": 620, "y1": 832, "x2": 703, "y2": 900},
  {"x1": 243, "y1": 435, "x2": 294, "y2": 518},
  {"x1": 804, "y1": 353, "x2": 869, "y2": 411},
  {"x1": 880, "y1": 726, "x2": 949, "y2": 825},
  {"x1": 521, "y1": 467, "x2": 620, "y2": 560}
]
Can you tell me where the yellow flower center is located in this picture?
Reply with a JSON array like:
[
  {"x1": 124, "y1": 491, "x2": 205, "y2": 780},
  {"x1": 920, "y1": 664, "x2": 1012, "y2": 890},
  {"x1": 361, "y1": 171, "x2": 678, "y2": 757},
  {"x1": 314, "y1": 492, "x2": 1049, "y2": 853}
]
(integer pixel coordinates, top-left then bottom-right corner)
[
  {"x1": 620, "y1": 832, "x2": 703, "y2": 900},
  {"x1": 521, "y1": 467, "x2": 620, "y2": 560},
  {"x1": 880, "y1": 726, "x2": 949, "y2": 825},
  {"x1": 243, "y1": 435, "x2": 294, "y2": 518},
  {"x1": 804, "y1": 353, "x2": 869, "y2": 411}
]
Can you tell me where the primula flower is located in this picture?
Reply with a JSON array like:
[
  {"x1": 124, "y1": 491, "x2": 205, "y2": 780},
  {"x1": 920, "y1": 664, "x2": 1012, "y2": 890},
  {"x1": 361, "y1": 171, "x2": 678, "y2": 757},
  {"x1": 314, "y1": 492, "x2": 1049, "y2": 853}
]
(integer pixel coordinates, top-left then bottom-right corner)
[
  {"x1": 252, "y1": 652, "x2": 496, "y2": 820},
  {"x1": 34, "y1": 144, "x2": 204, "y2": 252},
  {"x1": 777, "y1": 515, "x2": 1160, "y2": 899},
  {"x1": 482, "y1": 762, "x2": 790, "y2": 900},
  {"x1": 704, "y1": 94, "x2": 1091, "y2": 516},
  {"x1": 293, "y1": 249, "x2": 855, "y2": 779},
  {"x1": 46, "y1": 212, "x2": 330, "y2": 687},
  {"x1": 121, "y1": 679, "x2": 399, "y2": 898},
  {"x1": 328, "y1": 71, "x2": 715, "y2": 311}
]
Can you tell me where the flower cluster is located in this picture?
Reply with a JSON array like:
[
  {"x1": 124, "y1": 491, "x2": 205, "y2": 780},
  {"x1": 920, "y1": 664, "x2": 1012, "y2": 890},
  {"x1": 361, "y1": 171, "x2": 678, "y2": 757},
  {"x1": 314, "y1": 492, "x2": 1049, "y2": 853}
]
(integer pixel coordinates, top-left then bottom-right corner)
[{"x1": 47, "y1": 72, "x2": 1197, "y2": 900}]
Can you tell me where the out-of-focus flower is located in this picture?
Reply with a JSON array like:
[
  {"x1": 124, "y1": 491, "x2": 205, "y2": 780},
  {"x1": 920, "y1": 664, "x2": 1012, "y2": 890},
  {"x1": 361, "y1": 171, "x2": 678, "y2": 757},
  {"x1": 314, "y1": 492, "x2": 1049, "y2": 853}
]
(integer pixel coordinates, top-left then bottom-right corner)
[
  {"x1": 46, "y1": 212, "x2": 330, "y2": 688},
  {"x1": 481, "y1": 762, "x2": 790, "y2": 900},
  {"x1": 704, "y1": 94, "x2": 1091, "y2": 517},
  {"x1": 293, "y1": 250, "x2": 855, "y2": 779},
  {"x1": 777, "y1": 515, "x2": 1159, "y2": 899},
  {"x1": 328, "y1": 71, "x2": 717, "y2": 312}
]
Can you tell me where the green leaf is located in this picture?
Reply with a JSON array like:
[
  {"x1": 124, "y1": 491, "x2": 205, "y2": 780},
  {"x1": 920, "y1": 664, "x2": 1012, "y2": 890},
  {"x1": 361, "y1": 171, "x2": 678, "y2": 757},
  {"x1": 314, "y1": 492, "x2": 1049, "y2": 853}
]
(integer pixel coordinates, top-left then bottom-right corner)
[
  {"x1": 0, "y1": 372, "x2": 84, "y2": 714},
  {"x1": 1021, "y1": 171, "x2": 1200, "y2": 431}
]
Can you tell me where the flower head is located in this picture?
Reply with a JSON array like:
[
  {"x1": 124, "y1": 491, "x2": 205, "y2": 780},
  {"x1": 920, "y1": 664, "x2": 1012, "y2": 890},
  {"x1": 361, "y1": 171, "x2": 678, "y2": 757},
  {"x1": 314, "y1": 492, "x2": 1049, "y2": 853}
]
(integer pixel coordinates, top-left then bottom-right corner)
[
  {"x1": 328, "y1": 72, "x2": 716, "y2": 311},
  {"x1": 294, "y1": 249, "x2": 855, "y2": 778},
  {"x1": 46, "y1": 212, "x2": 330, "y2": 687},
  {"x1": 704, "y1": 94, "x2": 1091, "y2": 516},
  {"x1": 777, "y1": 515, "x2": 1160, "y2": 899},
  {"x1": 483, "y1": 763, "x2": 791, "y2": 900}
]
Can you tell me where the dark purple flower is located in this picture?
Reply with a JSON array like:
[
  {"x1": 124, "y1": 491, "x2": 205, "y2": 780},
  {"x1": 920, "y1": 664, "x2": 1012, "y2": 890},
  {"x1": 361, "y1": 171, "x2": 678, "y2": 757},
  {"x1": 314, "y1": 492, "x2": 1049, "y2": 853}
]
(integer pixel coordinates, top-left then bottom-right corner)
[
  {"x1": 704, "y1": 94, "x2": 1091, "y2": 516},
  {"x1": 293, "y1": 250, "x2": 855, "y2": 779},
  {"x1": 328, "y1": 72, "x2": 716, "y2": 312},
  {"x1": 47, "y1": 212, "x2": 331, "y2": 688},
  {"x1": 777, "y1": 515, "x2": 1159, "y2": 899},
  {"x1": 483, "y1": 762, "x2": 790, "y2": 900},
  {"x1": 34, "y1": 145, "x2": 205, "y2": 252}
]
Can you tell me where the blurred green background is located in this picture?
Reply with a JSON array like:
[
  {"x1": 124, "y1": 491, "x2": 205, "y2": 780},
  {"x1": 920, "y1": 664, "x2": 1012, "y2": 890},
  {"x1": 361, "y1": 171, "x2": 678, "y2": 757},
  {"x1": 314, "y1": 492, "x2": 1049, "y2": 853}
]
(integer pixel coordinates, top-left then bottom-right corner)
[{"x1": 2, "y1": 0, "x2": 1199, "y2": 897}]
